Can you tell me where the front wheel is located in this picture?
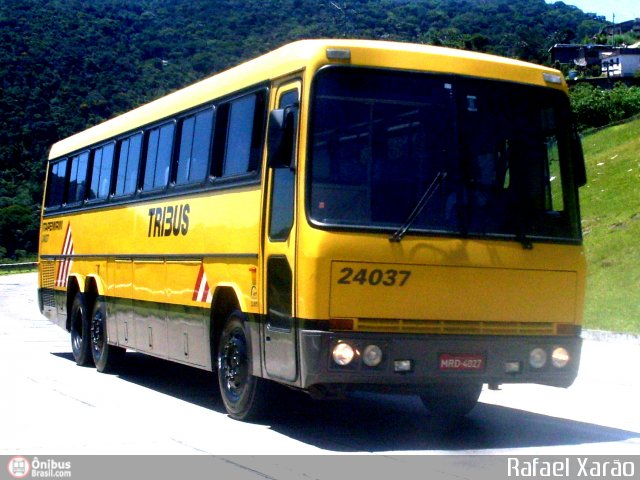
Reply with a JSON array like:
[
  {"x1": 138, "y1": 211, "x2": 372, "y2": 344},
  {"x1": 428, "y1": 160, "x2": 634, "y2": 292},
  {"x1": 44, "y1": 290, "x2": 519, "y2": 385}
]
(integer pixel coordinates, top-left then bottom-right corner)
[
  {"x1": 70, "y1": 293, "x2": 93, "y2": 366},
  {"x1": 90, "y1": 297, "x2": 125, "y2": 373},
  {"x1": 217, "y1": 312, "x2": 271, "y2": 421},
  {"x1": 419, "y1": 383, "x2": 483, "y2": 419}
]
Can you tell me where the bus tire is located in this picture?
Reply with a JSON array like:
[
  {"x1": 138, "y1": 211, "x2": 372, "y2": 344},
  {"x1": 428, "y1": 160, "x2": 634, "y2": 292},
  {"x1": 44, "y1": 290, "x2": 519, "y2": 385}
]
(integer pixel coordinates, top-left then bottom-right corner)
[
  {"x1": 419, "y1": 382, "x2": 482, "y2": 419},
  {"x1": 90, "y1": 297, "x2": 125, "y2": 373},
  {"x1": 70, "y1": 292, "x2": 93, "y2": 366},
  {"x1": 217, "y1": 312, "x2": 270, "y2": 421}
]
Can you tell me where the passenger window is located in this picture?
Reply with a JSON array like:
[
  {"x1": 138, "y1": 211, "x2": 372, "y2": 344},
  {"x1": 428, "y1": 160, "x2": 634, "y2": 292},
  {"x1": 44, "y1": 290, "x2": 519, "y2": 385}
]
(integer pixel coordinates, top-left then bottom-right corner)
[
  {"x1": 144, "y1": 122, "x2": 175, "y2": 191},
  {"x1": 177, "y1": 108, "x2": 214, "y2": 185},
  {"x1": 216, "y1": 91, "x2": 265, "y2": 178},
  {"x1": 224, "y1": 95, "x2": 256, "y2": 176},
  {"x1": 46, "y1": 159, "x2": 67, "y2": 208},
  {"x1": 115, "y1": 133, "x2": 142, "y2": 196},
  {"x1": 89, "y1": 143, "x2": 115, "y2": 200},
  {"x1": 67, "y1": 151, "x2": 89, "y2": 204}
]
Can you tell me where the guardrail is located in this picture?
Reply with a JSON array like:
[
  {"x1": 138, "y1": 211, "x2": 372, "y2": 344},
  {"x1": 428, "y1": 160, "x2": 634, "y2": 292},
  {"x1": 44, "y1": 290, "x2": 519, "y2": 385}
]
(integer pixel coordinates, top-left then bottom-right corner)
[{"x1": 0, "y1": 262, "x2": 38, "y2": 273}]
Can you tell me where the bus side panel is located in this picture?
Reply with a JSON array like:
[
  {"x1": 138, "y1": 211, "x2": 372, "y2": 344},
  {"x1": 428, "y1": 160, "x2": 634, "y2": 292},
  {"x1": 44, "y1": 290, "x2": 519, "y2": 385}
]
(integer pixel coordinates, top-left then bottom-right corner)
[
  {"x1": 166, "y1": 260, "x2": 210, "y2": 368},
  {"x1": 107, "y1": 258, "x2": 135, "y2": 348}
]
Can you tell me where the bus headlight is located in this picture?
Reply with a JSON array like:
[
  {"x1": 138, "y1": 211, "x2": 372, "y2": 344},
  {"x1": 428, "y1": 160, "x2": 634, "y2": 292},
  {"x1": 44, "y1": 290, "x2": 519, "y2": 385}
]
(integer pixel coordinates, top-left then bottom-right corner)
[
  {"x1": 529, "y1": 348, "x2": 547, "y2": 369},
  {"x1": 551, "y1": 347, "x2": 570, "y2": 368},
  {"x1": 363, "y1": 345, "x2": 383, "y2": 367},
  {"x1": 332, "y1": 342, "x2": 355, "y2": 366}
]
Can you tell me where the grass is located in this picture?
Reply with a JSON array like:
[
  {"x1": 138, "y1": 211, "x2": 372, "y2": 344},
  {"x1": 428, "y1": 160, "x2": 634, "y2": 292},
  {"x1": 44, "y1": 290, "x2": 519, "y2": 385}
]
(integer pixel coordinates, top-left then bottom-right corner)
[
  {"x1": 579, "y1": 117, "x2": 640, "y2": 334},
  {"x1": 0, "y1": 257, "x2": 38, "y2": 276}
]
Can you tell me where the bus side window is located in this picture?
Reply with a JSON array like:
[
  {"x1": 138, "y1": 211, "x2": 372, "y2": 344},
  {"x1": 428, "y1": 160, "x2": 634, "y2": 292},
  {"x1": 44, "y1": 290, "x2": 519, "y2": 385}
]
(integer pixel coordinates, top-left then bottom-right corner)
[
  {"x1": 143, "y1": 122, "x2": 175, "y2": 191},
  {"x1": 114, "y1": 133, "x2": 142, "y2": 197},
  {"x1": 67, "y1": 151, "x2": 89, "y2": 205},
  {"x1": 176, "y1": 108, "x2": 214, "y2": 185},
  {"x1": 213, "y1": 90, "x2": 266, "y2": 178},
  {"x1": 45, "y1": 158, "x2": 68, "y2": 208},
  {"x1": 89, "y1": 142, "x2": 115, "y2": 200}
]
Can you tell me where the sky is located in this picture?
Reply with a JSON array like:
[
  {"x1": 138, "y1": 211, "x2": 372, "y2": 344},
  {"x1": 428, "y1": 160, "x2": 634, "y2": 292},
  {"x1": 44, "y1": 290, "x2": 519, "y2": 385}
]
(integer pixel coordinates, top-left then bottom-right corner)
[{"x1": 546, "y1": 0, "x2": 638, "y2": 23}]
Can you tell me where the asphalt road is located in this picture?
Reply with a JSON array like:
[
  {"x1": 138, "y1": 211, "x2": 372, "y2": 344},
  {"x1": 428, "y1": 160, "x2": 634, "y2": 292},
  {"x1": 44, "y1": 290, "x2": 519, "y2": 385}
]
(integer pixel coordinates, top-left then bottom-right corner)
[{"x1": 2, "y1": 272, "x2": 639, "y2": 457}]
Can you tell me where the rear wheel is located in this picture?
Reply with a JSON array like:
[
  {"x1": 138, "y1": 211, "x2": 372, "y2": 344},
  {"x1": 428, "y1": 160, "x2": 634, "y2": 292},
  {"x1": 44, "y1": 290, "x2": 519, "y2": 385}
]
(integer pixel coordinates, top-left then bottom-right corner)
[
  {"x1": 90, "y1": 297, "x2": 125, "y2": 373},
  {"x1": 217, "y1": 312, "x2": 271, "y2": 421},
  {"x1": 420, "y1": 383, "x2": 483, "y2": 419},
  {"x1": 70, "y1": 292, "x2": 93, "y2": 366}
]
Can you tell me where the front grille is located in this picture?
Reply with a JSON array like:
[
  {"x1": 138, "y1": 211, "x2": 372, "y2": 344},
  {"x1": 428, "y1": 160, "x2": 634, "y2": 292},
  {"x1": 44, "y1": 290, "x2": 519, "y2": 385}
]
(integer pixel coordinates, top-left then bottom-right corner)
[{"x1": 354, "y1": 318, "x2": 557, "y2": 335}]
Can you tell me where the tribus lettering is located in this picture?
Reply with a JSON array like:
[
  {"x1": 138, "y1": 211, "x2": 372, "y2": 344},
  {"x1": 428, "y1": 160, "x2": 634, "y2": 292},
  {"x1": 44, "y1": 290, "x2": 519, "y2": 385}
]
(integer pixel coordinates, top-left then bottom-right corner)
[{"x1": 148, "y1": 204, "x2": 190, "y2": 237}]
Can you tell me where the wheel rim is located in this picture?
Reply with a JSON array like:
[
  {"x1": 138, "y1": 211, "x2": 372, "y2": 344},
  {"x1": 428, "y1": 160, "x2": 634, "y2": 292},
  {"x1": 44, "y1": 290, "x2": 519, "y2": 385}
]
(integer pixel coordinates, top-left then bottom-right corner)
[
  {"x1": 91, "y1": 308, "x2": 105, "y2": 357},
  {"x1": 220, "y1": 328, "x2": 249, "y2": 402}
]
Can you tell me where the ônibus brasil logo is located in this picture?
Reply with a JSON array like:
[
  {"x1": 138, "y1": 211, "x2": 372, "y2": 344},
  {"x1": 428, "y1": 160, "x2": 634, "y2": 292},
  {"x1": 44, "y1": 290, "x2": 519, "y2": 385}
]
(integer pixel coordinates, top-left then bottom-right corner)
[{"x1": 7, "y1": 457, "x2": 30, "y2": 479}]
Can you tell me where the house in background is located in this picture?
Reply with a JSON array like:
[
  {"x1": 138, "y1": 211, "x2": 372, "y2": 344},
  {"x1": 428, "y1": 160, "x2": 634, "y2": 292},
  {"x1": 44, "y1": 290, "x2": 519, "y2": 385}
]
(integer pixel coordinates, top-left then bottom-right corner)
[
  {"x1": 599, "y1": 19, "x2": 640, "y2": 38},
  {"x1": 550, "y1": 19, "x2": 640, "y2": 82},
  {"x1": 549, "y1": 44, "x2": 612, "y2": 68},
  {"x1": 601, "y1": 48, "x2": 640, "y2": 77}
]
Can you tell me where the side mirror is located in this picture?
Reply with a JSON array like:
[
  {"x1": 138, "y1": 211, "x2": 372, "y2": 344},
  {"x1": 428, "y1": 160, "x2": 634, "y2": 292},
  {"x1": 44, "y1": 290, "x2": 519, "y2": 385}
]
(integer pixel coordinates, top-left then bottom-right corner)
[{"x1": 267, "y1": 105, "x2": 298, "y2": 169}]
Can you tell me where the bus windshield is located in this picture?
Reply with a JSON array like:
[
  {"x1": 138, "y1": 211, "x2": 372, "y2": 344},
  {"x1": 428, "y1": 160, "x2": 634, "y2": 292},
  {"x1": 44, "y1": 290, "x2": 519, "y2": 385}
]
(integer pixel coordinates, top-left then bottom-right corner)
[{"x1": 308, "y1": 67, "x2": 582, "y2": 243}]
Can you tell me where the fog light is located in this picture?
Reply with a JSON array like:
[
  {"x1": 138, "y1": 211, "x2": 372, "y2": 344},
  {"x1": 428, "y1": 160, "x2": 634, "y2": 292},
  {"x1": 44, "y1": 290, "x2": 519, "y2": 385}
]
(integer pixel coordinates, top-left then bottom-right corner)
[
  {"x1": 363, "y1": 345, "x2": 383, "y2": 367},
  {"x1": 394, "y1": 359, "x2": 413, "y2": 373},
  {"x1": 332, "y1": 342, "x2": 355, "y2": 366},
  {"x1": 504, "y1": 361, "x2": 522, "y2": 374},
  {"x1": 529, "y1": 348, "x2": 547, "y2": 369},
  {"x1": 552, "y1": 347, "x2": 570, "y2": 368}
]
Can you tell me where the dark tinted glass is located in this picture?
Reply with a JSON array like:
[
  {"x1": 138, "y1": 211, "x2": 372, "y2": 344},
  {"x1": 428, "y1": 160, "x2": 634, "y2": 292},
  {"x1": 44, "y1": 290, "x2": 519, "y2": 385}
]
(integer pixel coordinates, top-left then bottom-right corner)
[
  {"x1": 309, "y1": 67, "x2": 581, "y2": 242},
  {"x1": 67, "y1": 151, "x2": 89, "y2": 204},
  {"x1": 46, "y1": 159, "x2": 67, "y2": 207},
  {"x1": 115, "y1": 133, "x2": 142, "y2": 196},
  {"x1": 144, "y1": 122, "x2": 175, "y2": 191},
  {"x1": 269, "y1": 89, "x2": 298, "y2": 240},
  {"x1": 267, "y1": 256, "x2": 293, "y2": 329},
  {"x1": 177, "y1": 108, "x2": 213, "y2": 185},
  {"x1": 224, "y1": 95, "x2": 256, "y2": 176},
  {"x1": 89, "y1": 143, "x2": 115, "y2": 200}
]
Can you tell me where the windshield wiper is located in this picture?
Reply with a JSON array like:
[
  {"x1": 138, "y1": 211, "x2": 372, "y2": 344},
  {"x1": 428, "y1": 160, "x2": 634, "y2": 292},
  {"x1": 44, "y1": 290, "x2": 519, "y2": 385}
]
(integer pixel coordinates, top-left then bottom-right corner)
[
  {"x1": 389, "y1": 171, "x2": 447, "y2": 242},
  {"x1": 515, "y1": 212, "x2": 534, "y2": 250}
]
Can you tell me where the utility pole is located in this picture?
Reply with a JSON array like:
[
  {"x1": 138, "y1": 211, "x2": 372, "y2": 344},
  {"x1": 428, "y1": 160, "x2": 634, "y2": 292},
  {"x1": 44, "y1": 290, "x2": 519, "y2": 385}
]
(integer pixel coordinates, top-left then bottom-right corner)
[{"x1": 611, "y1": 13, "x2": 615, "y2": 45}]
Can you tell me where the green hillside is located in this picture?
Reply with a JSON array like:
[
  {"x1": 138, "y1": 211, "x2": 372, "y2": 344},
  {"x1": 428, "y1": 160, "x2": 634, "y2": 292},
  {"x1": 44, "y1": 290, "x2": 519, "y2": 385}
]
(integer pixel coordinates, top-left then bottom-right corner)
[
  {"x1": 2, "y1": 0, "x2": 636, "y2": 334},
  {"x1": 580, "y1": 117, "x2": 640, "y2": 334},
  {"x1": 0, "y1": 0, "x2": 606, "y2": 258}
]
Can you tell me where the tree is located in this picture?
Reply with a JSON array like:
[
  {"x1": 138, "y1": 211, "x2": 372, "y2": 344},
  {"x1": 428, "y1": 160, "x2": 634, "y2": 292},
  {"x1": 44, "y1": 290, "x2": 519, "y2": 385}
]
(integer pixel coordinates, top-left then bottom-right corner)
[{"x1": 0, "y1": 0, "x2": 608, "y2": 255}]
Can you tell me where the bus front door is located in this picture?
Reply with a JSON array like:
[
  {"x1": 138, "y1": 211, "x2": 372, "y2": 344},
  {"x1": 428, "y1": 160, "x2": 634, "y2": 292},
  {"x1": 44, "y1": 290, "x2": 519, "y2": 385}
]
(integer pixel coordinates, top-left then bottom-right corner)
[{"x1": 262, "y1": 81, "x2": 300, "y2": 383}]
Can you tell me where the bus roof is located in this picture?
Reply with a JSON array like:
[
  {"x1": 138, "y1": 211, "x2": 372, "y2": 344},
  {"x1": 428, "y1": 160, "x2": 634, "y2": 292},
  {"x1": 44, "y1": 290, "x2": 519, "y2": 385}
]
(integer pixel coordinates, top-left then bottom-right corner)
[{"x1": 49, "y1": 39, "x2": 566, "y2": 160}]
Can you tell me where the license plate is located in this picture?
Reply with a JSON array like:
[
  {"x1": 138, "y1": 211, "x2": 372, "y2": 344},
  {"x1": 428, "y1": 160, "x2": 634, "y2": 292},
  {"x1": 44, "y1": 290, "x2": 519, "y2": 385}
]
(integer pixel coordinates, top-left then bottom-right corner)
[{"x1": 439, "y1": 353, "x2": 485, "y2": 371}]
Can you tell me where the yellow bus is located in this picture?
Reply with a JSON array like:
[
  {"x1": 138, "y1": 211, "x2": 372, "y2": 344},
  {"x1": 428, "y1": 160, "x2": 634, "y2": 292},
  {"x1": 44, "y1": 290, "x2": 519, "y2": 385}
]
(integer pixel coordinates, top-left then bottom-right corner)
[{"x1": 38, "y1": 39, "x2": 587, "y2": 421}]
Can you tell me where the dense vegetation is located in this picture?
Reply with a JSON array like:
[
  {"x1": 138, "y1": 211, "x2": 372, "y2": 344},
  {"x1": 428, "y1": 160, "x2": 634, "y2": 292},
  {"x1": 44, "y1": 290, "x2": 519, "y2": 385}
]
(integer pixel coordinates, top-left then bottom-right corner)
[
  {"x1": 0, "y1": 0, "x2": 608, "y2": 257},
  {"x1": 571, "y1": 83, "x2": 640, "y2": 131}
]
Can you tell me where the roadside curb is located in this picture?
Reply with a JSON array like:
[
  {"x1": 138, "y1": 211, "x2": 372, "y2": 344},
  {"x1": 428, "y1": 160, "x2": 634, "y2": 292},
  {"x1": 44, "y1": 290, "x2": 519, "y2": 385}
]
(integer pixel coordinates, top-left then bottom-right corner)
[{"x1": 582, "y1": 329, "x2": 640, "y2": 345}]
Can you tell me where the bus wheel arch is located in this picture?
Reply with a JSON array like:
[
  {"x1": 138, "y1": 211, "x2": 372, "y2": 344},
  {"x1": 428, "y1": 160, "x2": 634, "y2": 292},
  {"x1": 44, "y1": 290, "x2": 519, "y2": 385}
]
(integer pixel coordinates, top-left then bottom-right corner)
[
  {"x1": 65, "y1": 276, "x2": 82, "y2": 332},
  {"x1": 83, "y1": 277, "x2": 99, "y2": 317},
  {"x1": 209, "y1": 286, "x2": 241, "y2": 367}
]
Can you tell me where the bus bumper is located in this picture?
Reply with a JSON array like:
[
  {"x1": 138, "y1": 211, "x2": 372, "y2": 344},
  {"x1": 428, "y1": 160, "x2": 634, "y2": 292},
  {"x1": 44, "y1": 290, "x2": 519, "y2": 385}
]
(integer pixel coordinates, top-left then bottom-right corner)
[{"x1": 298, "y1": 330, "x2": 581, "y2": 392}]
